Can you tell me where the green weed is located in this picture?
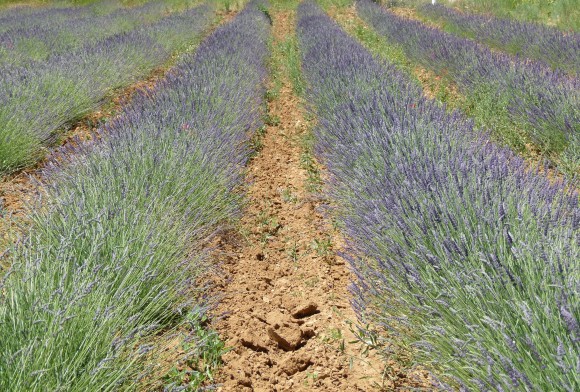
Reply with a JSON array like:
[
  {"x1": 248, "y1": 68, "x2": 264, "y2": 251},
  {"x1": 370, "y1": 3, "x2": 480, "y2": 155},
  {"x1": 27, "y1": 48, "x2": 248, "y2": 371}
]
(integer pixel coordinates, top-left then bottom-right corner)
[{"x1": 162, "y1": 312, "x2": 227, "y2": 391}]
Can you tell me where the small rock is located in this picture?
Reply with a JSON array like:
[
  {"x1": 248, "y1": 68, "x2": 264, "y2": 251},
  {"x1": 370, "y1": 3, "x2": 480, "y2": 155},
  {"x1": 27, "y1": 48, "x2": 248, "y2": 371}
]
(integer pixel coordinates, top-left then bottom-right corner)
[
  {"x1": 291, "y1": 302, "x2": 319, "y2": 318},
  {"x1": 267, "y1": 325, "x2": 302, "y2": 351},
  {"x1": 305, "y1": 319, "x2": 317, "y2": 327},
  {"x1": 266, "y1": 309, "x2": 290, "y2": 328},
  {"x1": 279, "y1": 353, "x2": 312, "y2": 376},
  {"x1": 238, "y1": 377, "x2": 252, "y2": 387},
  {"x1": 318, "y1": 371, "x2": 330, "y2": 380},
  {"x1": 227, "y1": 337, "x2": 240, "y2": 347},
  {"x1": 240, "y1": 332, "x2": 269, "y2": 352},
  {"x1": 300, "y1": 326, "x2": 316, "y2": 340}
]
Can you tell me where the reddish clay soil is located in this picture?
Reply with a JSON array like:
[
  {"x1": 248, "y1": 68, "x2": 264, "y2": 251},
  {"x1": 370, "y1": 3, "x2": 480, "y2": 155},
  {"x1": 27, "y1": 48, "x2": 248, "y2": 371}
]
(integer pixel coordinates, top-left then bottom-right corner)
[{"x1": 212, "y1": 8, "x2": 433, "y2": 392}]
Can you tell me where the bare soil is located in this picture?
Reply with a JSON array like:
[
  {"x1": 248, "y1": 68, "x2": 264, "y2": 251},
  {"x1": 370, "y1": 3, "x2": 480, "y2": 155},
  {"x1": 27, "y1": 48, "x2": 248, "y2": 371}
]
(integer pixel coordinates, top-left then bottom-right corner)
[
  {"x1": 390, "y1": 6, "x2": 439, "y2": 28},
  {"x1": 212, "y1": 8, "x2": 434, "y2": 392}
]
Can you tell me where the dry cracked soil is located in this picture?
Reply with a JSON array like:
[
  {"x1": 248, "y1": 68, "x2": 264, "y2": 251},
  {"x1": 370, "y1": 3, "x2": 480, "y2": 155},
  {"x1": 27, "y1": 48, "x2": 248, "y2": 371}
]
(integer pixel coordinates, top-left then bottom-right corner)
[{"x1": 210, "y1": 7, "x2": 424, "y2": 392}]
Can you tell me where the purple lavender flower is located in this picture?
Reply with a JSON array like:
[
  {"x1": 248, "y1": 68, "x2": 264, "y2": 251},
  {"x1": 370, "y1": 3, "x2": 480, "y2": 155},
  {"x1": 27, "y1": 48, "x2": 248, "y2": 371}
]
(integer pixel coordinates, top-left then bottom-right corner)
[{"x1": 298, "y1": 1, "x2": 579, "y2": 389}]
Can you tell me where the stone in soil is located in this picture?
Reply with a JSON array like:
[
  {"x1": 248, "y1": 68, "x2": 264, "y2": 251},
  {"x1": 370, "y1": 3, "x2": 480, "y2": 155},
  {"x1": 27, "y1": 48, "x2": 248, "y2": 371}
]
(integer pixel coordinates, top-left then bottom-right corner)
[
  {"x1": 291, "y1": 302, "x2": 319, "y2": 318},
  {"x1": 279, "y1": 352, "x2": 312, "y2": 376},
  {"x1": 265, "y1": 309, "x2": 318, "y2": 352},
  {"x1": 240, "y1": 331, "x2": 269, "y2": 353}
]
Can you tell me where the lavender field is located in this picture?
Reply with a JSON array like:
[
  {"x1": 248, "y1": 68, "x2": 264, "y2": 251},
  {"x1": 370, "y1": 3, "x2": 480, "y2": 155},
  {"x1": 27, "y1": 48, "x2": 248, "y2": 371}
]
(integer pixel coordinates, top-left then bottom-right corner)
[
  {"x1": 417, "y1": 3, "x2": 579, "y2": 76},
  {"x1": 358, "y1": 0, "x2": 579, "y2": 177},
  {"x1": 0, "y1": 1, "x2": 214, "y2": 174},
  {"x1": 0, "y1": 0, "x2": 270, "y2": 389},
  {"x1": 0, "y1": 0, "x2": 577, "y2": 390},
  {"x1": 299, "y1": 1, "x2": 578, "y2": 389}
]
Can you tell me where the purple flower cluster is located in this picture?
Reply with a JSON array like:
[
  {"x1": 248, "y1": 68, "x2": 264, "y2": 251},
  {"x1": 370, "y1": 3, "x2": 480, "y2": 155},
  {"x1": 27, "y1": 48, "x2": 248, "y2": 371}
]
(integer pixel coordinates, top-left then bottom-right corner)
[
  {"x1": 0, "y1": 2, "x2": 270, "y2": 390},
  {"x1": 357, "y1": 0, "x2": 579, "y2": 174},
  {"x1": 298, "y1": 1, "x2": 579, "y2": 390},
  {"x1": 419, "y1": 3, "x2": 579, "y2": 76}
]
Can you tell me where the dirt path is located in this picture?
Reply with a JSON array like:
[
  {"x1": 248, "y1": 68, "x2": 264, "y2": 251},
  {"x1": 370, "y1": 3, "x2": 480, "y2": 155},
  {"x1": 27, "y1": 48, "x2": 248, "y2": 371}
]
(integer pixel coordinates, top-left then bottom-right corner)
[{"x1": 212, "y1": 7, "x2": 387, "y2": 392}]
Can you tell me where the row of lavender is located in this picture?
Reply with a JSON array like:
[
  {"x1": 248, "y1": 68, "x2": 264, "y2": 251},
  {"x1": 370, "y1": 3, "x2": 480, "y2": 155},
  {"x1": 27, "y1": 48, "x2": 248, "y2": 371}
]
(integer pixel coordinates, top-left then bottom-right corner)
[
  {"x1": 418, "y1": 3, "x2": 579, "y2": 76},
  {"x1": 0, "y1": 2, "x2": 269, "y2": 390},
  {"x1": 0, "y1": 3, "x2": 213, "y2": 175},
  {"x1": 357, "y1": 0, "x2": 579, "y2": 176},
  {"x1": 0, "y1": 1, "x2": 109, "y2": 33},
  {"x1": 298, "y1": 2, "x2": 578, "y2": 390},
  {"x1": 0, "y1": 1, "x2": 169, "y2": 67}
]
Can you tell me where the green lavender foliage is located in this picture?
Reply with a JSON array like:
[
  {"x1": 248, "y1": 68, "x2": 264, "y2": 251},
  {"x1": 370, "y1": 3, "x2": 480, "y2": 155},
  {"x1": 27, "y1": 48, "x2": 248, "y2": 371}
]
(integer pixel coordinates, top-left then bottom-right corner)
[
  {"x1": 298, "y1": 2, "x2": 579, "y2": 390},
  {"x1": 0, "y1": 3, "x2": 213, "y2": 175},
  {"x1": 0, "y1": 2, "x2": 270, "y2": 390},
  {"x1": 440, "y1": 0, "x2": 579, "y2": 31}
]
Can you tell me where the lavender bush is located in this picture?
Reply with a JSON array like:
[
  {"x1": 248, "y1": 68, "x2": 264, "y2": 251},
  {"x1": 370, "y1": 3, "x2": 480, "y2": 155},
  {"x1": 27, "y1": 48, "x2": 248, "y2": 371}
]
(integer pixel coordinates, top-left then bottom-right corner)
[
  {"x1": 0, "y1": 2, "x2": 269, "y2": 390},
  {"x1": 418, "y1": 3, "x2": 579, "y2": 76},
  {"x1": 298, "y1": 2, "x2": 579, "y2": 390},
  {"x1": 357, "y1": 0, "x2": 580, "y2": 176},
  {"x1": 0, "y1": 4, "x2": 213, "y2": 175}
]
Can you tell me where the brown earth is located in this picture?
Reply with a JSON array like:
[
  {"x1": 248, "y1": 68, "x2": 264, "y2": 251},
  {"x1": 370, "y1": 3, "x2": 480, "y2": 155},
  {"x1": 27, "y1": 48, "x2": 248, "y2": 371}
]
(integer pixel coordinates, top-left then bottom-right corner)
[
  {"x1": 390, "y1": 6, "x2": 439, "y2": 28},
  {"x1": 211, "y1": 7, "x2": 433, "y2": 392},
  {"x1": 0, "y1": 5, "x2": 431, "y2": 390}
]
